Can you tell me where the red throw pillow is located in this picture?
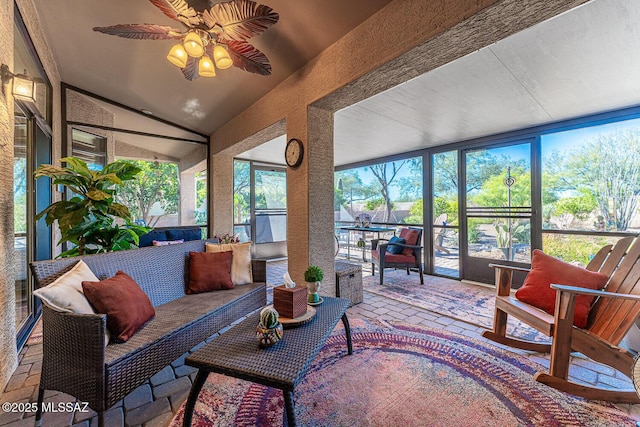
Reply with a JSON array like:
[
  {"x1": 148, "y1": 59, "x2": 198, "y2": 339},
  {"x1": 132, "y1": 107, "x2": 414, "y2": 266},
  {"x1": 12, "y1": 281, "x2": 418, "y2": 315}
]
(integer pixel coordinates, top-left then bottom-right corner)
[
  {"x1": 515, "y1": 250, "x2": 608, "y2": 328},
  {"x1": 188, "y1": 251, "x2": 234, "y2": 294},
  {"x1": 399, "y1": 228, "x2": 420, "y2": 256},
  {"x1": 82, "y1": 271, "x2": 155, "y2": 342}
]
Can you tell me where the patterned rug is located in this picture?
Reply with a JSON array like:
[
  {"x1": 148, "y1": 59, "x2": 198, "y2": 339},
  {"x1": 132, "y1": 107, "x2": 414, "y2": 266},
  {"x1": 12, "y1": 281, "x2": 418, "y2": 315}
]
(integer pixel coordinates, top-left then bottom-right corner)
[
  {"x1": 170, "y1": 319, "x2": 634, "y2": 426},
  {"x1": 362, "y1": 269, "x2": 549, "y2": 342}
]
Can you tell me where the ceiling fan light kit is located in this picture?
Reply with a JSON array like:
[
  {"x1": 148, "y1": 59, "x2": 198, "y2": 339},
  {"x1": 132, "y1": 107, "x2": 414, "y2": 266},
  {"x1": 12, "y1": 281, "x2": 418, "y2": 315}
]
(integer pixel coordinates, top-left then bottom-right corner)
[{"x1": 94, "y1": 0, "x2": 279, "y2": 81}]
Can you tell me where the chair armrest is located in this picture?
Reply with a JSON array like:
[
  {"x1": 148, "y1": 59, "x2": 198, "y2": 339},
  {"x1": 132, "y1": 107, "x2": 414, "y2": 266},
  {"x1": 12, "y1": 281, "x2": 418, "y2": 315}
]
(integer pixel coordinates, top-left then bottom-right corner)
[
  {"x1": 251, "y1": 259, "x2": 267, "y2": 283},
  {"x1": 488, "y1": 263, "x2": 531, "y2": 273},
  {"x1": 40, "y1": 304, "x2": 107, "y2": 410},
  {"x1": 550, "y1": 284, "x2": 640, "y2": 301},
  {"x1": 371, "y1": 238, "x2": 389, "y2": 250},
  {"x1": 489, "y1": 263, "x2": 530, "y2": 296}
]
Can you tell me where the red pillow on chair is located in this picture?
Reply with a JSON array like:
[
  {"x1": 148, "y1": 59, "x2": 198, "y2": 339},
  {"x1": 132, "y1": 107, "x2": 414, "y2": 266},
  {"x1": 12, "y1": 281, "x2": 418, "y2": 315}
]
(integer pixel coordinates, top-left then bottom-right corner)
[
  {"x1": 515, "y1": 250, "x2": 608, "y2": 328},
  {"x1": 399, "y1": 228, "x2": 419, "y2": 256}
]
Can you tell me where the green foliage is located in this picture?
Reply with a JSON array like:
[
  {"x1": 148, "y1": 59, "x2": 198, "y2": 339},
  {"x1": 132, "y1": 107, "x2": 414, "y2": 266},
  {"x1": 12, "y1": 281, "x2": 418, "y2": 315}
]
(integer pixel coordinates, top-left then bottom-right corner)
[
  {"x1": 553, "y1": 191, "x2": 597, "y2": 219},
  {"x1": 468, "y1": 225, "x2": 481, "y2": 243},
  {"x1": 234, "y1": 160, "x2": 251, "y2": 223},
  {"x1": 470, "y1": 166, "x2": 531, "y2": 207},
  {"x1": 365, "y1": 197, "x2": 388, "y2": 211},
  {"x1": 542, "y1": 234, "x2": 610, "y2": 266},
  {"x1": 403, "y1": 199, "x2": 423, "y2": 224},
  {"x1": 566, "y1": 129, "x2": 640, "y2": 230},
  {"x1": 34, "y1": 157, "x2": 151, "y2": 257},
  {"x1": 116, "y1": 160, "x2": 179, "y2": 226},
  {"x1": 396, "y1": 158, "x2": 423, "y2": 201},
  {"x1": 304, "y1": 265, "x2": 324, "y2": 282}
]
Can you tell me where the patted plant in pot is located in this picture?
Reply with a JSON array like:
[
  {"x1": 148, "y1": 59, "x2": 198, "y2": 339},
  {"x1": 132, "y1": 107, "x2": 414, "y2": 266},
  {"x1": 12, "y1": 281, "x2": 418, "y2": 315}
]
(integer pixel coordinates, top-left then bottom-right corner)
[
  {"x1": 304, "y1": 265, "x2": 324, "y2": 304},
  {"x1": 256, "y1": 307, "x2": 283, "y2": 348},
  {"x1": 34, "y1": 157, "x2": 151, "y2": 257}
]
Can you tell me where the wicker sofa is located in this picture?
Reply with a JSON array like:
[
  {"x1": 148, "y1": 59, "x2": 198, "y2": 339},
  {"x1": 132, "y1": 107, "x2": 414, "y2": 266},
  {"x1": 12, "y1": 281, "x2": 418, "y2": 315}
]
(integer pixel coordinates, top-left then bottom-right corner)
[{"x1": 29, "y1": 239, "x2": 267, "y2": 426}]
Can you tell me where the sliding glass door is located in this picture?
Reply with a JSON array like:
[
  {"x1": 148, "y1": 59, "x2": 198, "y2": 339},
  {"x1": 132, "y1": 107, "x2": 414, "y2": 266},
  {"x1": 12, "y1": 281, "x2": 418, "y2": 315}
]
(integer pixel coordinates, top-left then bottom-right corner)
[{"x1": 14, "y1": 105, "x2": 52, "y2": 347}]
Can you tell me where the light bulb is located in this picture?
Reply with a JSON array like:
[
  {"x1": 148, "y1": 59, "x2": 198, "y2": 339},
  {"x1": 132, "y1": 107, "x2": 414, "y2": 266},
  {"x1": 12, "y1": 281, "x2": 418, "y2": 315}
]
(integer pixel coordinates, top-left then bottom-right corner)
[
  {"x1": 167, "y1": 44, "x2": 188, "y2": 68},
  {"x1": 183, "y1": 32, "x2": 204, "y2": 58},
  {"x1": 198, "y1": 55, "x2": 216, "y2": 77},
  {"x1": 213, "y1": 45, "x2": 233, "y2": 70}
]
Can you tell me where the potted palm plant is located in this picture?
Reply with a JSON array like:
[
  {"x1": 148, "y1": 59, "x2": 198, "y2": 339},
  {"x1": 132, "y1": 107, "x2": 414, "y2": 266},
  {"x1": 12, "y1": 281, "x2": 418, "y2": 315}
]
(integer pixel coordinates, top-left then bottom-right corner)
[{"x1": 34, "y1": 157, "x2": 151, "y2": 257}]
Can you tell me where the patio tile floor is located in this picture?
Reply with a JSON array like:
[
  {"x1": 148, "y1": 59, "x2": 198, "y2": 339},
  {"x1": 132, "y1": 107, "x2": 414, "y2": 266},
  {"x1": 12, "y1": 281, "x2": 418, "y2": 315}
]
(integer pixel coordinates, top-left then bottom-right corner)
[{"x1": 2, "y1": 258, "x2": 640, "y2": 426}]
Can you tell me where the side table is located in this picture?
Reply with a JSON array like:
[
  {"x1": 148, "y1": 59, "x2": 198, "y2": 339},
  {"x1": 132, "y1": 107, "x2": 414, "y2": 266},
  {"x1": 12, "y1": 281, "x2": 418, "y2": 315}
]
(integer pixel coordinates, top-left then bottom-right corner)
[{"x1": 335, "y1": 261, "x2": 363, "y2": 306}]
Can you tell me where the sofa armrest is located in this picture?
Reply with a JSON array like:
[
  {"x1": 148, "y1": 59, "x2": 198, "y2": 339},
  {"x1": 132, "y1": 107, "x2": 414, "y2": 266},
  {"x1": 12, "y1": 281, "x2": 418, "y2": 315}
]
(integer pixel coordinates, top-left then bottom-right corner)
[
  {"x1": 40, "y1": 304, "x2": 108, "y2": 411},
  {"x1": 252, "y1": 259, "x2": 267, "y2": 283}
]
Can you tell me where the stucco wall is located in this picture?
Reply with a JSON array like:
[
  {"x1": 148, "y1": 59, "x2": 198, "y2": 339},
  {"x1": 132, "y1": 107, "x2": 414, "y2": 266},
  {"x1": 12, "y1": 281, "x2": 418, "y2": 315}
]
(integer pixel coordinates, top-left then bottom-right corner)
[
  {"x1": 0, "y1": 0, "x2": 62, "y2": 390},
  {"x1": 209, "y1": 0, "x2": 588, "y2": 287},
  {"x1": 0, "y1": 0, "x2": 17, "y2": 392}
]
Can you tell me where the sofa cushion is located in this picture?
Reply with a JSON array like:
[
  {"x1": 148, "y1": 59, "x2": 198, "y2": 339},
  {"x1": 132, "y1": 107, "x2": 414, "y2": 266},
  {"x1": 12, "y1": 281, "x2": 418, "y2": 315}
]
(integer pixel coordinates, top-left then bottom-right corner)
[
  {"x1": 167, "y1": 228, "x2": 202, "y2": 242},
  {"x1": 515, "y1": 249, "x2": 608, "y2": 328},
  {"x1": 372, "y1": 250, "x2": 415, "y2": 264},
  {"x1": 139, "y1": 229, "x2": 167, "y2": 247},
  {"x1": 188, "y1": 251, "x2": 234, "y2": 294},
  {"x1": 83, "y1": 271, "x2": 156, "y2": 342},
  {"x1": 105, "y1": 283, "x2": 266, "y2": 365},
  {"x1": 206, "y1": 242, "x2": 253, "y2": 285}
]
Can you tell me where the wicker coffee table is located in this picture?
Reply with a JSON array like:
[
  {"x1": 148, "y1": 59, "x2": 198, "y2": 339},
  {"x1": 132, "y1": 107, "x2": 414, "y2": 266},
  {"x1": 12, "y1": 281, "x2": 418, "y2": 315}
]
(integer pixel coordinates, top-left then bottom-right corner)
[{"x1": 182, "y1": 297, "x2": 353, "y2": 427}]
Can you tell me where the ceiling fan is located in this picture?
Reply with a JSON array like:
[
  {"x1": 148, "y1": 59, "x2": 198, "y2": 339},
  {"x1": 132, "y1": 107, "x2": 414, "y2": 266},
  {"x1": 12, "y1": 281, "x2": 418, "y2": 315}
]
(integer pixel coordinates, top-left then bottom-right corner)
[{"x1": 93, "y1": 0, "x2": 279, "y2": 81}]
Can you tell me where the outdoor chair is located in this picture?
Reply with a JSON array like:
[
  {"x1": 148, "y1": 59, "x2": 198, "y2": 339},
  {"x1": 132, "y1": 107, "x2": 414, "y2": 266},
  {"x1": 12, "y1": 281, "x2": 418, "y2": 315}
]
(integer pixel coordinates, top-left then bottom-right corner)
[
  {"x1": 482, "y1": 236, "x2": 640, "y2": 403},
  {"x1": 371, "y1": 227, "x2": 424, "y2": 285}
]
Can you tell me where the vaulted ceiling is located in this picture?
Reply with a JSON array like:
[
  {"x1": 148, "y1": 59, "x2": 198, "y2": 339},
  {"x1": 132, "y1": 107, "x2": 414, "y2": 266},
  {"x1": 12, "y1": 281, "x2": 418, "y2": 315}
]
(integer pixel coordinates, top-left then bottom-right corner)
[
  {"x1": 31, "y1": 0, "x2": 640, "y2": 167},
  {"x1": 32, "y1": 0, "x2": 392, "y2": 135}
]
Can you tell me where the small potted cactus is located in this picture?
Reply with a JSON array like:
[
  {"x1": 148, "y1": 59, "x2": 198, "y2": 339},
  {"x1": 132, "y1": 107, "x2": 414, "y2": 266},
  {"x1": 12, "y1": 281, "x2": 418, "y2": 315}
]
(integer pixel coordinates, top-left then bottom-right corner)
[
  {"x1": 304, "y1": 265, "x2": 324, "y2": 304},
  {"x1": 256, "y1": 307, "x2": 283, "y2": 348}
]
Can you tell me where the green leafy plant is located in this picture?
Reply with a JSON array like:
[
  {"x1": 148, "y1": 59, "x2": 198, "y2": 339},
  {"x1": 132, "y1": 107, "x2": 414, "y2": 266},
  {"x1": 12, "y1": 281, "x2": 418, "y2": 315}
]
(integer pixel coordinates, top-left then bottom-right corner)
[
  {"x1": 34, "y1": 157, "x2": 151, "y2": 257},
  {"x1": 304, "y1": 265, "x2": 324, "y2": 282}
]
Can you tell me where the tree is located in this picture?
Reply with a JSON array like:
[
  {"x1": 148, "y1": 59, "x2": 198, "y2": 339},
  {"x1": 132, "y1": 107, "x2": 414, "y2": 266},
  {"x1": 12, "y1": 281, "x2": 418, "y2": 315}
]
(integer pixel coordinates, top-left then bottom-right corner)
[
  {"x1": 568, "y1": 130, "x2": 640, "y2": 230},
  {"x1": 117, "y1": 160, "x2": 179, "y2": 227},
  {"x1": 470, "y1": 166, "x2": 531, "y2": 208},
  {"x1": 396, "y1": 157, "x2": 423, "y2": 201},
  {"x1": 335, "y1": 170, "x2": 367, "y2": 213},
  {"x1": 234, "y1": 160, "x2": 251, "y2": 223},
  {"x1": 367, "y1": 160, "x2": 407, "y2": 222}
]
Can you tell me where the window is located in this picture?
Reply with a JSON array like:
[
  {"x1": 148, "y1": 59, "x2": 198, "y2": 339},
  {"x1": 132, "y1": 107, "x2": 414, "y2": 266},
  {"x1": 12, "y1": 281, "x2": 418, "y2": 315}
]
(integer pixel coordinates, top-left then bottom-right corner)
[
  {"x1": 540, "y1": 118, "x2": 640, "y2": 264},
  {"x1": 71, "y1": 129, "x2": 106, "y2": 170}
]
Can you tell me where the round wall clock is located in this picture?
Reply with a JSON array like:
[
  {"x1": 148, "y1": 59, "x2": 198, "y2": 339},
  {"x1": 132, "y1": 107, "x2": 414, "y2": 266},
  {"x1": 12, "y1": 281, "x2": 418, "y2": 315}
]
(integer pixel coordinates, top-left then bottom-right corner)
[{"x1": 285, "y1": 138, "x2": 304, "y2": 168}]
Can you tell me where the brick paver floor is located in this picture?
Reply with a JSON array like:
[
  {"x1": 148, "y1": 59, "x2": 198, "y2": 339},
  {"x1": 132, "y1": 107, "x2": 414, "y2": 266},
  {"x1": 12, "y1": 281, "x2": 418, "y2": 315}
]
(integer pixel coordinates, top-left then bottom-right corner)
[{"x1": 2, "y1": 258, "x2": 640, "y2": 426}]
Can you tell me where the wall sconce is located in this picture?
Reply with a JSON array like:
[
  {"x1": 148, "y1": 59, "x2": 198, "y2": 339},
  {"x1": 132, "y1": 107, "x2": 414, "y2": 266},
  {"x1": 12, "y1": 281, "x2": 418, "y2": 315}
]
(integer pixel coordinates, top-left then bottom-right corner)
[{"x1": 1, "y1": 64, "x2": 36, "y2": 103}]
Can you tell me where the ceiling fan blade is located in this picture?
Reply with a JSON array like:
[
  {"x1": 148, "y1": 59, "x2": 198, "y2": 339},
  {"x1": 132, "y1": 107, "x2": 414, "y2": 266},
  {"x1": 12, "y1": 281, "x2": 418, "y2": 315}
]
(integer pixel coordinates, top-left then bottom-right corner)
[
  {"x1": 181, "y1": 56, "x2": 200, "y2": 81},
  {"x1": 224, "y1": 40, "x2": 272, "y2": 75},
  {"x1": 93, "y1": 24, "x2": 183, "y2": 40},
  {"x1": 203, "y1": 0, "x2": 278, "y2": 41},
  {"x1": 149, "y1": 0, "x2": 201, "y2": 26}
]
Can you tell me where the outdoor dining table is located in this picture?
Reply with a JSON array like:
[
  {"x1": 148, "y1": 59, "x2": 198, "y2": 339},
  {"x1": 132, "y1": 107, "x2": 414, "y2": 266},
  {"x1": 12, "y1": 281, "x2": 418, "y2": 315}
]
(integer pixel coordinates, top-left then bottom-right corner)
[{"x1": 338, "y1": 226, "x2": 395, "y2": 262}]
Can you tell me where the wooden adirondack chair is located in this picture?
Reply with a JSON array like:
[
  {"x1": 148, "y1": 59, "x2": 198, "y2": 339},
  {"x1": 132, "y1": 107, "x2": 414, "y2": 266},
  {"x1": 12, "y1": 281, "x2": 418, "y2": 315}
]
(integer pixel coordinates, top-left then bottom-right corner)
[{"x1": 482, "y1": 236, "x2": 640, "y2": 403}]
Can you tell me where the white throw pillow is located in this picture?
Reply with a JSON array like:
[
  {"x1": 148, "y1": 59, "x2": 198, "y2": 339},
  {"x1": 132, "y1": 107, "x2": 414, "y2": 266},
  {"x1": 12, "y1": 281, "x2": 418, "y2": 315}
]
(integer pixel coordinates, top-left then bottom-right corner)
[
  {"x1": 33, "y1": 260, "x2": 110, "y2": 345},
  {"x1": 34, "y1": 260, "x2": 98, "y2": 313},
  {"x1": 206, "y1": 242, "x2": 253, "y2": 285}
]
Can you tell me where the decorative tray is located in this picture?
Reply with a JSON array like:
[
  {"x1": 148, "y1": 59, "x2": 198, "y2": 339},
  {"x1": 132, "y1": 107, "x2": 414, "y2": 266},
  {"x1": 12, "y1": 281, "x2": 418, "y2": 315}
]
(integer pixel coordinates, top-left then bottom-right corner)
[{"x1": 269, "y1": 305, "x2": 316, "y2": 329}]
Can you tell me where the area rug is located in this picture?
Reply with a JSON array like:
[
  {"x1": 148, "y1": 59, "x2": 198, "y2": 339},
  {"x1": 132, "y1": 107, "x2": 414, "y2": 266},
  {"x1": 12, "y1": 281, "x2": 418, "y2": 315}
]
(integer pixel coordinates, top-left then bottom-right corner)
[
  {"x1": 169, "y1": 319, "x2": 634, "y2": 427},
  {"x1": 362, "y1": 270, "x2": 549, "y2": 342}
]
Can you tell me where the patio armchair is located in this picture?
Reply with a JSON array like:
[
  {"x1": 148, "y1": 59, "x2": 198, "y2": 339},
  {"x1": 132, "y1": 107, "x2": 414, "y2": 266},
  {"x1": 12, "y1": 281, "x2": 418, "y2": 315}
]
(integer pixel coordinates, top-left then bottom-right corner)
[
  {"x1": 482, "y1": 236, "x2": 640, "y2": 403},
  {"x1": 371, "y1": 227, "x2": 424, "y2": 285}
]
